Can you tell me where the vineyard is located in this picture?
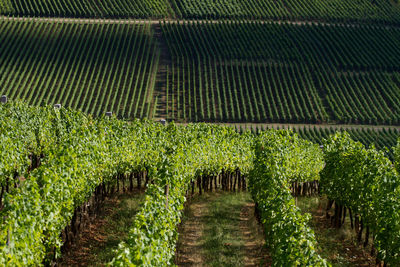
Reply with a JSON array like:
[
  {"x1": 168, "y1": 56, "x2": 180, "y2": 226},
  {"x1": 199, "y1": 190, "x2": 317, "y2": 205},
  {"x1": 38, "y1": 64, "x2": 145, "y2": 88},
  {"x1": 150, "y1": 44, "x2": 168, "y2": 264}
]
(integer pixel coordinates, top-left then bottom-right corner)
[
  {"x1": 231, "y1": 124, "x2": 400, "y2": 159},
  {"x1": 0, "y1": 101, "x2": 399, "y2": 266},
  {"x1": 1, "y1": 19, "x2": 400, "y2": 124},
  {"x1": 172, "y1": 0, "x2": 400, "y2": 24},
  {"x1": 0, "y1": 0, "x2": 173, "y2": 18},
  {"x1": 1, "y1": 0, "x2": 400, "y2": 266},
  {"x1": 163, "y1": 21, "x2": 400, "y2": 124},
  {"x1": 0, "y1": 19, "x2": 159, "y2": 119},
  {"x1": 1, "y1": 0, "x2": 400, "y2": 25}
]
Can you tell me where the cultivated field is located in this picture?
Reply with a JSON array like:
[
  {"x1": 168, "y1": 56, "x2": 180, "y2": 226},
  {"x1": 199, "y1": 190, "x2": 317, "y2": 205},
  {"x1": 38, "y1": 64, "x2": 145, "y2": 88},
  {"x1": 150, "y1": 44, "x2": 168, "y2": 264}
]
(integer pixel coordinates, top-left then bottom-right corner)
[
  {"x1": 1, "y1": 19, "x2": 400, "y2": 124},
  {"x1": 1, "y1": 0, "x2": 400, "y2": 266},
  {"x1": 1, "y1": 0, "x2": 400, "y2": 25},
  {"x1": 0, "y1": 19, "x2": 159, "y2": 118},
  {"x1": 163, "y1": 21, "x2": 400, "y2": 123}
]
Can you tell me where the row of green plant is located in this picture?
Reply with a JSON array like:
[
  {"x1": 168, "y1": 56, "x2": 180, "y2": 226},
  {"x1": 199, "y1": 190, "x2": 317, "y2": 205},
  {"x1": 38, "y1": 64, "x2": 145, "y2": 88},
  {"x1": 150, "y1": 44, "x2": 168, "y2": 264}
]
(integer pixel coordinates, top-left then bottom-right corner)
[
  {"x1": 321, "y1": 132, "x2": 400, "y2": 265},
  {"x1": 163, "y1": 21, "x2": 400, "y2": 70},
  {"x1": 1, "y1": 0, "x2": 172, "y2": 17},
  {"x1": 236, "y1": 125, "x2": 399, "y2": 160},
  {"x1": 2, "y1": 19, "x2": 400, "y2": 124},
  {"x1": 3, "y1": 100, "x2": 400, "y2": 265},
  {"x1": 161, "y1": 21, "x2": 400, "y2": 124},
  {"x1": 315, "y1": 71, "x2": 400, "y2": 124},
  {"x1": 0, "y1": 100, "x2": 332, "y2": 266},
  {"x1": 111, "y1": 126, "x2": 400, "y2": 266},
  {"x1": 111, "y1": 124, "x2": 254, "y2": 265},
  {"x1": 0, "y1": 19, "x2": 159, "y2": 120},
  {"x1": 283, "y1": 0, "x2": 400, "y2": 25},
  {"x1": 164, "y1": 59, "x2": 328, "y2": 123},
  {"x1": 249, "y1": 130, "x2": 329, "y2": 266},
  {"x1": 0, "y1": 101, "x2": 56, "y2": 205},
  {"x1": 170, "y1": 0, "x2": 289, "y2": 20},
  {"x1": 395, "y1": 141, "x2": 400, "y2": 171},
  {"x1": 295, "y1": 126, "x2": 400, "y2": 158},
  {"x1": 164, "y1": 64, "x2": 400, "y2": 124},
  {"x1": 0, "y1": 100, "x2": 166, "y2": 265},
  {"x1": 172, "y1": 0, "x2": 400, "y2": 24},
  {"x1": 1, "y1": 0, "x2": 400, "y2": 24}
]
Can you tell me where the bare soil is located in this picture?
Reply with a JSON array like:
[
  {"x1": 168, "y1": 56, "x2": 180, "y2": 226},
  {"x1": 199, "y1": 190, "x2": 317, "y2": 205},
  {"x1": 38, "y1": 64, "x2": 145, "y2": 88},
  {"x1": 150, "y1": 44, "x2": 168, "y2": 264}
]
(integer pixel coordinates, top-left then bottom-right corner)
[
  {"x1": 175, "y1": 201, "x2": 208, "y2": 266},
  {"x1": 240, "y1": 202, "x2": 271, "y2": 267}
]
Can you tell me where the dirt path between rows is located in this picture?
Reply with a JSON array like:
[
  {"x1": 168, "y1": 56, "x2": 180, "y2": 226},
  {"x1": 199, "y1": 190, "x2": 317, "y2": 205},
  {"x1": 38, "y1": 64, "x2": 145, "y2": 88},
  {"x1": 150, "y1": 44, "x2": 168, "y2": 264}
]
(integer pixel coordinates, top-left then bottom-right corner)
[
  {"x1": 240, "y1": 202, "x2": 271, "y2": 267},
  {"x1": 175, "y1": 192, "x2": 270, "y2": 267},
  {"x1": 58, "y1": 190, "x2": 144, "y2": 266},
  {"x1": 175, "y1": 201, "x2": 208, "y2": 266},
  {"x1": 297, "y1": 197, "x2": 375, "y2": 266}
]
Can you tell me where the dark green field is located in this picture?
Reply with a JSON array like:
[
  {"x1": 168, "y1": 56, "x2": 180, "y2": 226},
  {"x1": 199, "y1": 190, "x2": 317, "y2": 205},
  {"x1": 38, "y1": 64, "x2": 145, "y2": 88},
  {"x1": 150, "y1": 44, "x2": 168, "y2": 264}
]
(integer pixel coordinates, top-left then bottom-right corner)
[
  {"x1": 163, "y1": 21, "x2": 400, "y2": 124},
  {"x1": 1, "y1": 18, "x2": 400, "y2": 126},
  {"x1": 0, "y1": 20, "x2": 159, "y2": 119},
  {"x1": 1, "y1": 0, "x2": 400, "y2": 25}
]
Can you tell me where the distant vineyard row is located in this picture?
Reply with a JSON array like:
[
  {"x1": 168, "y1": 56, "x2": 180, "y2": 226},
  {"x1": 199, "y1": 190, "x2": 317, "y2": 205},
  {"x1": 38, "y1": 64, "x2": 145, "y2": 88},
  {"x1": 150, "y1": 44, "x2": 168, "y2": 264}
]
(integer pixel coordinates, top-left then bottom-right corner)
[
  {"x1": 1, "y1": 20, "x2": 400, "y2": 125},
  {"x1": 1, "y1": 0, "x2": 400, "y2": 24},
  {"x1": 163, "y1": 21, "x2": 400, "y2": 124},
  {"x1": 172, "y1": 0, "x2": 400, "y2": 25},
  {"x1": 0, "y1": 20, "x2": 159, "y2": 119},
  {"x1": 0, "y1": 0, "x2": 173, "y2": 18},
  {"x1": 233, "y1": 125, "x2": 399, "y2": 159}
]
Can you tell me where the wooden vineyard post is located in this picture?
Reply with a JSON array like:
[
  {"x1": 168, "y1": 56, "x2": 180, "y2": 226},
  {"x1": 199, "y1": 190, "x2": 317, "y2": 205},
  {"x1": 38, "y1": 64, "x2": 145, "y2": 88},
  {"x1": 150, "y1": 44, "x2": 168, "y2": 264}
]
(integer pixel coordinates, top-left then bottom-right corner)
[
  {"x1": 129, "y1": 173, "x2": 133, "y2": 192},
  {"x1": 137, "y1": 172, "x2": 142, "y2": 189},
  {"x1": 165, "y1": 184, "x2": 169, "y2": 209},
  {"x1": 5, "y1": 216, "x2": 9, "y2": 247}
]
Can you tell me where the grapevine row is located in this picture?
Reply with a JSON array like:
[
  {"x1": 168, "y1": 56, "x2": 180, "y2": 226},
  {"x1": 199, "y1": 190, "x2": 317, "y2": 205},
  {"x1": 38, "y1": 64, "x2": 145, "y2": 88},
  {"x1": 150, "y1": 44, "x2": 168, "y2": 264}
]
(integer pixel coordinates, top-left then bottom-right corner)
[
  {"x1": 0, "y1": 101, "x2": 56, "y2": 208},
  {"x1": 111, "y1": 124, "x2": 255, "y2": 265},
  {"x1": 172, "y1": 0, "x2": 400, "y2": 25},
  {"x1": 2, "y1": 101, "x2": 400, "y2": 265},
  {"x1": 0, "y1": 101, "x2": 330, "y2": 266},
  {"x1": 0, "y1": 101, "x2": 168, "y2": 265},
  {"x1": 239, "y1": 125, "x2": 400, "y2": 160},
  {"x1": 249, "y1": 130, "x2": 329, "y2": 266},
  {"x1": 161, "y1": 21, "x2": 400, "y2": 124},
  {"x1": 321, "y1": 132, "x2": 400, "y2": 265},
  {"x1": 2, "y1": 0, "x2": 173, "y2": 18},
  {"x1": 163, "y1": 21, "x2": 400, "y2": 70},
  {"x1": 1, "y1": 0, "x2": 400, "y2": 25},
  {"x1": 0, "y1": 19, "x2": 159, "y2": 120}
]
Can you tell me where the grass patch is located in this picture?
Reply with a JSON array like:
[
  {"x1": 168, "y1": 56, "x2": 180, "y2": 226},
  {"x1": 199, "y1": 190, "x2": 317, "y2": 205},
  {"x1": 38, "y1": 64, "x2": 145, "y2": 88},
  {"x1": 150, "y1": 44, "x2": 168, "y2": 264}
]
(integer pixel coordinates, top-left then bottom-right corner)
[
  {"x1": 175, "y1": 191, "x2": 269, "y2": 266},
  {"x1": 60, "y1": 191, "x2": 145, "y2": 266},
  {"x1": 91, "y1": 192, "x2": 145, "y2": 263},
  {"x1": 200, "y1": 191, "x2": 252, "y2": 267},
  {"x1": 296, "y1": 196, "x2": 375, "y2": 267}
]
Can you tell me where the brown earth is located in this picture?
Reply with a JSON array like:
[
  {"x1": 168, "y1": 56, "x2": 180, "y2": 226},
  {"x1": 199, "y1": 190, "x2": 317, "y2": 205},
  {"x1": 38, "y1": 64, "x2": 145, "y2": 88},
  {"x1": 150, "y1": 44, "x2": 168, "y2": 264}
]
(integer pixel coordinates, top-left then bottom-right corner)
[
  {"x1": 240, "y1": 202, "x2": 271, "y2": 267},
  {"x1": 175, "y1": 201, "x2": 208, "y2": 266}
]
